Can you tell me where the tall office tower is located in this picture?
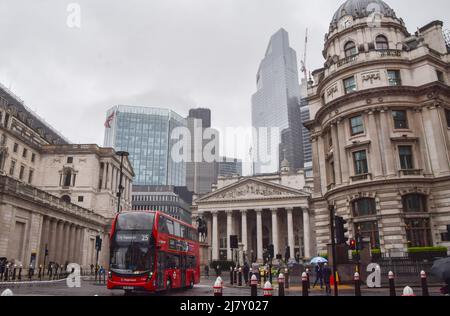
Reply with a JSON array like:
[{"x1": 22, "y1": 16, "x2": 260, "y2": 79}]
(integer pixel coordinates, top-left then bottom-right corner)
[
  {"x1": 185, "y1": 108, "x2": 219, "y2": 195},
  {"x1": 300, "y1": 80, "x2": 312, "y2": 174},
  {"x1": 104, "y1": 105, "x2": 187, "y2": 186},
  {"x1": 216, "y1": 157, "x2": 242, "y2": 177},
  {"x1": 188, "y1": 108, "x2": 211, "y2": 128},
  {"x1": 252, "y1": 28, "x2": 303, "y2": 174}
]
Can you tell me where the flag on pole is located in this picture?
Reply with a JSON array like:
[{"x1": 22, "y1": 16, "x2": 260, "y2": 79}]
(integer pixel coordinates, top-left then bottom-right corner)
[{"x1": 104, "y1": 112, "x2": 115, "y2": 128}]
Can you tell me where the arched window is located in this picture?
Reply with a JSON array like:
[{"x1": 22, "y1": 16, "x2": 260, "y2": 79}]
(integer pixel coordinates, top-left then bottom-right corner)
[
  {"x1": 344, "y1": 41, "x2": 357, "y2": 57},
  {"x1": 402, "y1": 194, "x2": 427, "y2": 213},
  {"x1": 376, "y1": 35, "x2": 389, "y2": 50},
  {"x1": 61, "y1": 195, "x2": 71, "y2": 203},
  {"x1": 352, "y1": 198, "x2": 377, "y2": 217}
]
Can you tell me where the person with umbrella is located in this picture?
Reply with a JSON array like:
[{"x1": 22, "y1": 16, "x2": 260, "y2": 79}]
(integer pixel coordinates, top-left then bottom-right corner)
[
  {"x1": 431, "y1": 257, "x2": 450, "y2": 296},
  {"x1": 310, "y1": 256, "x2": 328, "y2": 289}
]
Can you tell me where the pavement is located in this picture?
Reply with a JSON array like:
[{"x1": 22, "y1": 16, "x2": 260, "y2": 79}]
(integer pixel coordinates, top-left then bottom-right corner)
[{"x1": 0, "y1": 276, "x2": 445, "y2": 296}]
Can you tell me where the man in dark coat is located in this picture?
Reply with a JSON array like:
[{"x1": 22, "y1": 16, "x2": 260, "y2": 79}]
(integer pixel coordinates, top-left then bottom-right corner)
[
  {"x1": 322, "y1": 263, "x2": 332, "y2": 295},
  {"x1": 313, "y1": 263, "x2": 323, "y2": 289},
  {"x1": 243, "y1": 262, "x2": 250, "y2": 285}
]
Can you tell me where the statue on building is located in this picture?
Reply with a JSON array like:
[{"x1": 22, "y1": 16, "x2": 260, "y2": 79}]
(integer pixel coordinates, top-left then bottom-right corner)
[{"x1": 196, "y1": 217, "x2": 208, "y2": 243}]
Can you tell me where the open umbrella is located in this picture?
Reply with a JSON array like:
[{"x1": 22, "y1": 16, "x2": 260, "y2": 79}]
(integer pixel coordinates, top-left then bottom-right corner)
[
  {"x1": 431, "y1": 257, "x2": 450, "y2": 281},
  {"x1": 310, "y1": 257, "x2": 328, "y2": 265}
]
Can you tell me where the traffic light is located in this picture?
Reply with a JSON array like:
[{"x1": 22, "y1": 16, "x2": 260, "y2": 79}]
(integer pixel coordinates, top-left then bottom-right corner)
[
  {"x1": 349, "y1": 239, "x2": 356, "y2": 250},
  {"x1": 95, "y1": 235, "x2": 102, "y2": 251},
  {"x1": 268, "y1": 244, "x2": 274, "y2": 259},
  {"x1": 334, "y1": 216, "x2": 348, "y2": 244},
  {"x1": 355, "y1": 234, "x2": 364, "y2": 251}
]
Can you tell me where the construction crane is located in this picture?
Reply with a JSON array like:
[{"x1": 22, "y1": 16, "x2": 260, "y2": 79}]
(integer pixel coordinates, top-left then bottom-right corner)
[{"x1": 300, "y1": 28, "x2": 308, "y2": 80}]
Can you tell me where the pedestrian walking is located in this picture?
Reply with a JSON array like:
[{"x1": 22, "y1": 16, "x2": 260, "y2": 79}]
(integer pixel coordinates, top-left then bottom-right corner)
[
  {"x1": 312, "y1": 263, "x2": 323, "y2": 289},
  {"x1": 204, "y1": 265, "x2": 210, "y2": 279},
  {"x1": 322, "y1": 263, "x2": 332, "y2": 295},
  {"x1": 243, "y1": 262, "x2": 250, "y2": 285}
]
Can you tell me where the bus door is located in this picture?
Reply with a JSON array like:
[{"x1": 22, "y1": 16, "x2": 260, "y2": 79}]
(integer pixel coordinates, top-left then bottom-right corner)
[
  {"x1": 157, "y1": 251, "x2": 165, "y2": 290},
  {"x1": 180, "y1": 253, "x2": 186, "y2": 287}
]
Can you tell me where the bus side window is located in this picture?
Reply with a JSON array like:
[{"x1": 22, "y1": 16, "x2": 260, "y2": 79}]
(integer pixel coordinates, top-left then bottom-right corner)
[
  {"x1": 174, "y1": 222, "x2": 181, "y2": 237},
  {"x1": 158, "y1": 216, "x2": 169, "y2": 234},
  {"x1": 181, "y1": 225, "x2": 187, "y2": 239},
  {"x1": 166, "y1": 219, "x2": 174, "y2": 235}
]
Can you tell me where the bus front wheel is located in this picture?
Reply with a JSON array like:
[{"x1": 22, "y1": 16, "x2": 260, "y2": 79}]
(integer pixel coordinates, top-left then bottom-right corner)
[{"x1": 166, "y1": 278, "x2": 172, "y2": 293}]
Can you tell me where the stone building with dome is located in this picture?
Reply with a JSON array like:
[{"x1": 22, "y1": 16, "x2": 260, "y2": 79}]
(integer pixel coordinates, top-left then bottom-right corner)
[{"x1": 305, "y1": 0, "x2": 450, "y2": 257}]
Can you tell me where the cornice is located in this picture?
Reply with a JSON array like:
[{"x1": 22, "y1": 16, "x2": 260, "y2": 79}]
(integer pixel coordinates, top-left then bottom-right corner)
[
  {"x1": 315, "y1": 53, "x2": 449, "y2": 95},
  {"x1": 312, "y1": 82, "x2": 450, "y2": 124},
  {"x1": 322, "y1": 175, "x2": 450, "y2": 200}
]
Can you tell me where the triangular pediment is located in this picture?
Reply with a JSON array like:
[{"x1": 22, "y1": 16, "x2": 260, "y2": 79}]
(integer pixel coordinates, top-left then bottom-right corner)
[{"x1": 196, "y1": 178, "x2": 309, "y2": 203}]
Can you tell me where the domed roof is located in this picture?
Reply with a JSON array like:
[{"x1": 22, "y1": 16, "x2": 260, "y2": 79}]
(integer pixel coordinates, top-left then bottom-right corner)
[{"x1": 331, "y1": 0, "x2": 397, "y2": 26}]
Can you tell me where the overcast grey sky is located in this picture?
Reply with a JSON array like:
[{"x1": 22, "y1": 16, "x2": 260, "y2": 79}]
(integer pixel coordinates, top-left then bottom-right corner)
[{"x1": 1, "y1": 0, "x2": 449, "y2": 166}]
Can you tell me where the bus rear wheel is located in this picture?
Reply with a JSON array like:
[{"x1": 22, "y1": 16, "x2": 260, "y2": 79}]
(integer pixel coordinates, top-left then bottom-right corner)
[{"x1": 187, "y1": 274, "x2": 194, "y2": 289}]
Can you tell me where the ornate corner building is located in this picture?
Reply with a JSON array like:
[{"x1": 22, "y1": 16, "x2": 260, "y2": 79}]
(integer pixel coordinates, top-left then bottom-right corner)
[
  {"x1": 0, "y1": 83, "x2": 134, "y2": 271},
  {"x1": 305, "y1": 0, "x2": 450, "y2": 257}
]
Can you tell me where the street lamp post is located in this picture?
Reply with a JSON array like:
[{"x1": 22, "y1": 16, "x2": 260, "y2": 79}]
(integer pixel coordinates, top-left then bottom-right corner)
[{"x1": 116, "y1": 151, "x2": 129, "y2": 214}]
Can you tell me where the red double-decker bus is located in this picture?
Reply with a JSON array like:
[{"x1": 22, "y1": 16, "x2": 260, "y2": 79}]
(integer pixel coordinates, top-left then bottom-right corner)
[{"x1": 107, "y1": 211, "x2": 200, "y2": 295}]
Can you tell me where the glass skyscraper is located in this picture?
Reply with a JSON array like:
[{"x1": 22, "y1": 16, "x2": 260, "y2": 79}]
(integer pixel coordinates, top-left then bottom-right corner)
[
  {"x1": 104, "y1": 105, "x2": 186, "y2": 186},
  {"x1": 252, "y1": 28, "x2": 303, "y2": 174}
]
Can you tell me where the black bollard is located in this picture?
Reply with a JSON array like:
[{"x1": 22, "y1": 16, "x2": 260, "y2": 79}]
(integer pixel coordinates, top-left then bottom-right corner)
[
  {"x1": 238, "y1": 268, "x2": 242, "y2": 286},
  {"x1": 263, "y1": 269, "x2": 267, "y2": 283},
  {"x1": 28, "y1": 266, "x2": 33, "y2": 281},
  {"x1": 38, "y1": 266, "x2": 42, "y2": 281},
  {"x1": 12, "y1": 265, "x2": 17, "y2": 281},
  {"x1": 18, "y1": 265, "x2": 23, "y2": 281},
  {"x1": 284, "y1": 268, "x2": 290, "y2": 289},
  {"x1": 278, "y1": 273, "x2": 285, "y2": 296},
  {"x1": 354, "y1": 272, "x2": 361, "y2": 296},
  {"x1": 302, "y1": 272, "x2": 309, "y2": 296},
  {"x1": 234, "y1": 268, "x2": 238, "y2": 285},
  {"x1": 388, "y1": 271, "x2": 396, "y2": 296},
  {"x1": 250, "y1": 274, "x2": 258, "y2": 296},
  {"x1": 420, "y1": 271, "x2": 429, "y2": 296},
  {"x1": 230, "y1": 267, "x2": 234, "y2": 285}
]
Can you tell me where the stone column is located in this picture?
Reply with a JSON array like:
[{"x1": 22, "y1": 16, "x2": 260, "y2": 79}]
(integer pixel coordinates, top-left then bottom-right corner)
[
  {"x1": 211, "y1": 211, "x2": 219, "y2": 261},
  {"x1": 56, "y1": 221, "x2": 64, "y2": 264},
  {"x1": 226, "y1": 210, "x2": 233, "y2": 261},
  {"x1": 330, "y1": 122, "x2": 342, "y2": 185},
  {"x1": 241, "y1": 210, "x2": 248, "y2": 252},
  {"x1": 69, "y1": 224, "x2": 76, "y2": 263},
  {"x1": 63, "y1": 222, "x2": 71, "y2": 264},
  {"x1": 255, "y1": 209, "x2": 263, "y2": 262},
  {"x1": 271, "y1": 208, "x2": 279, "y2": 257},
  {"x1": 286, "y1": 208, "x2": 295, "y2": 259},
  {"x1": 302, "y1": 208, "x2": 311, "y2": 259},
  {"x1": 74, "y1": 226, "x2": 81, "y2": 264},
  {"x1": 336, "y1": 121, "x2": 350, "y2": 184},
  {"x1": 102, "y1": 163, "x2": 107, "y2": 190},
  {"x1": 39, "y1": 217, "x2": 51, "y2": 265},
  {"x1": 367, "y1": 110, "x2": 383, "y2": 178},
  {"x1": 48, "y1": 219, "x2": 58, "y2": 263},
  {"x1": 379, "y1": 109, "x2": 396, "y2": 177}
]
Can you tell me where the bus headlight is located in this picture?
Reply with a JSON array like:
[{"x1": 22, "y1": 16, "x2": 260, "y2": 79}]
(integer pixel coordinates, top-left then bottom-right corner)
[
  {"x1": 108, "y1": 271, "x2": 112, "y2": 279},
  {"x1": 146, "y1": 272, "x2": 153, "y2": 282}
]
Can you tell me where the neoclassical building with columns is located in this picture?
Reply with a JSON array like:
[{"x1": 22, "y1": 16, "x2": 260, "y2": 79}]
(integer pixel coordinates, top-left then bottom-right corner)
[
  {"x1": 305, "y1": 0, "x2": 450, "y2": 256},
  {"x1": 192, "y1": 163, "x2": 314, "y2": 265},
  {"x1": 0, "y1": 83, "x2": 134, "y2": 271}
]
